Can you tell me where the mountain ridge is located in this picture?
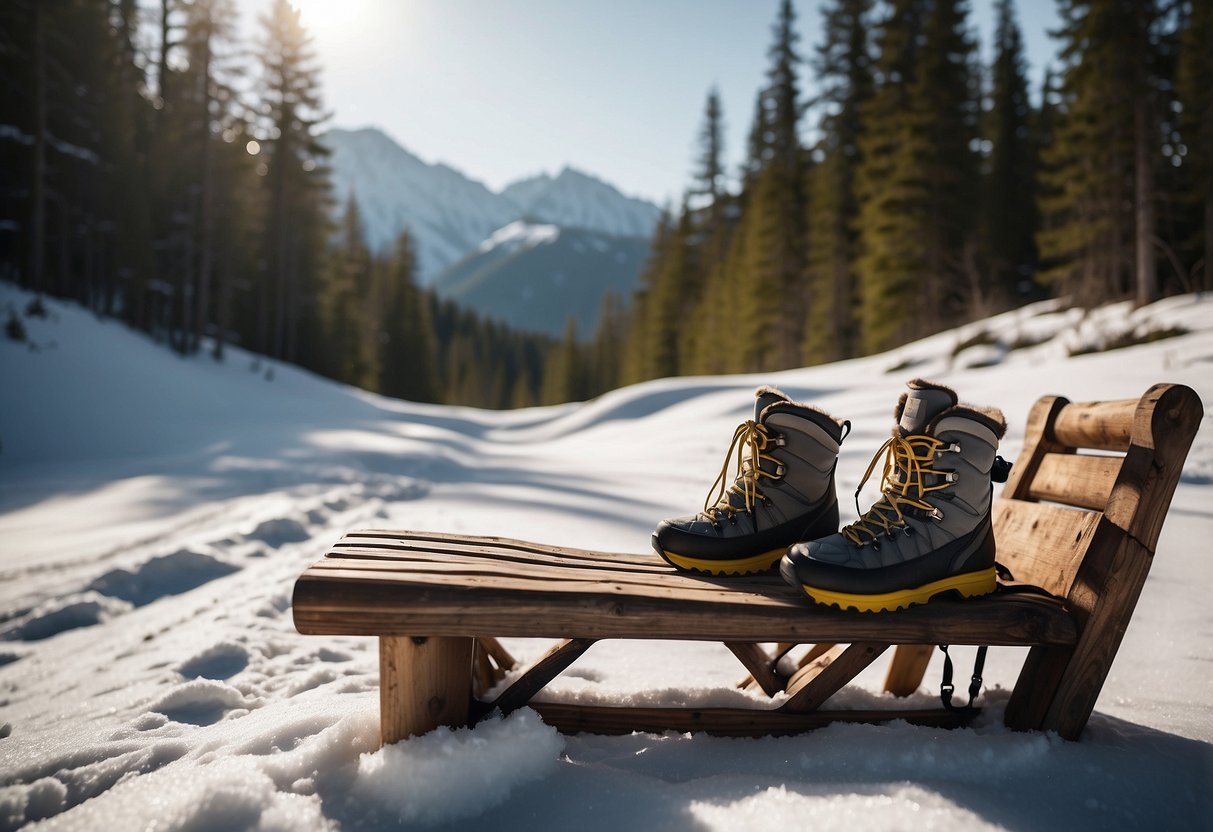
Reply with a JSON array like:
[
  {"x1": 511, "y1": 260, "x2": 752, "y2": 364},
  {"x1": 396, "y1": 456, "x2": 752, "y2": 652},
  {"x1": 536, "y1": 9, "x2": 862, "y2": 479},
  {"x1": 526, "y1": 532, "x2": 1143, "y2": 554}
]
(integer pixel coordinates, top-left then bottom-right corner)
[{"x1": 324, "y1": 126, "x2": 661, "y2": 284}]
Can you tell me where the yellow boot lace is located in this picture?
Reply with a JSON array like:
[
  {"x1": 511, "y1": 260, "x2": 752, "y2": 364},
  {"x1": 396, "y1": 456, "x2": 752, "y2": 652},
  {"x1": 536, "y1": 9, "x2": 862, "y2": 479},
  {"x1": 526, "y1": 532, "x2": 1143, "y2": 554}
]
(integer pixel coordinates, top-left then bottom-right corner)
[
  {"x1": 702, "y1": 420, "x2": 785, "y2": 520},
  {"x1": 841, "y1": 434, "x2": 957, "y2": 546}
]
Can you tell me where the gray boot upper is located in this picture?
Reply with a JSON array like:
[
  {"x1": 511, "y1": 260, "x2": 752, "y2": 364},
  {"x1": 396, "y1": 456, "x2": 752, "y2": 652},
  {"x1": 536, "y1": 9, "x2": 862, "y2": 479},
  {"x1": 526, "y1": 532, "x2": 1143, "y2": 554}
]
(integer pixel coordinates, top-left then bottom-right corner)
[{"x1": 788, "y1": 379, "x2": 1006, "y2": 577}]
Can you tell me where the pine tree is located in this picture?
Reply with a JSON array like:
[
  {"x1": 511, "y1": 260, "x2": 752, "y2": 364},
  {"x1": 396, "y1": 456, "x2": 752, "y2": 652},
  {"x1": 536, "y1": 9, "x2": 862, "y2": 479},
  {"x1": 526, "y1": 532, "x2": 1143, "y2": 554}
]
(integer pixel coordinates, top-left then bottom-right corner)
[
  {"x1": 323, "y1": 193, "x2": 376, "y2": 387},
  {"x1": 854, "y1": 0, "x2": 977, "y2": 353},
  {"x1": 1037, "y1": 0, "x2": 1161, "y2": 304},
  {"x1": 541, "y1": 316, "x2": 581, "y2": 405},
  {"x1": 254, "y1": 0, "x2": 331, "y2": 363},
  {"x1": 1176, "y1": 0, "x2": 1213, "y2": 290},
  {"x1": 982, "y1": 0, "x2": 1038, "y2": 305},
  {"x1": 732, "y1": 0, "x2": 808, "y2": 370},
  {"x1": 802, "y1": 0, "x2": 873, "y2": 364},
  {"x1": 379, "y1": 227, "x2": 440, "y2": 402}
]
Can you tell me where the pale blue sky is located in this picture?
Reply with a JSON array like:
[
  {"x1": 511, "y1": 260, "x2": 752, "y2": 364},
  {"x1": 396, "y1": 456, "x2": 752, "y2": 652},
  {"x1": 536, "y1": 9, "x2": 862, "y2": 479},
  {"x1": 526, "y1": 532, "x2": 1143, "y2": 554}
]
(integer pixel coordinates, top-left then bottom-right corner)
[{"x1": 243, "y1": 0, "x2": 1061, "y2": 205}]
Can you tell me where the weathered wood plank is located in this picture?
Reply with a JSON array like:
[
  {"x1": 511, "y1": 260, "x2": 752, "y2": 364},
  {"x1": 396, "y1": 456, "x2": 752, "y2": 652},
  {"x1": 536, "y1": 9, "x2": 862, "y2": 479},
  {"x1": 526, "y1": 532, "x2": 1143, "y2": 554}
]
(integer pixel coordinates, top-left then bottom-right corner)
[
  {"x1": 781, "y1": 643, "x2": 889, "y2": 713},
  {"x1": 379, "y1": 635, "x2": 472, "y2": 745},
  {"x1": 725, "y1": 643, "x2": 785, "y2": 697},
  {"x1": 991, "y1": 498, "x2": 1100, "y2": 597},
  {"x1": 529, "y1": 702, "x2": 976, "y2": 737},
  {"x1": 1050, "y1": 397, "x2": 1137, "y2": 452},
  {"x1": 883, "y1": 644, "x2": 935, "y2": 697},
  {"x1": 1026, "y1": 452, "x2": 1121, "y2": 511},
  {"x1": 340, "y1": 530, "x2": 657, "y2": 567},
  {"x1": 294, "y1": 571, "x2": 1077, "y2": 645},
  {"x1": 1001, "y1": 395, "x2": 1070, "y2": 500},
  {"x1": 476, "y1": 638, "x2": 596, "y2": 721}
]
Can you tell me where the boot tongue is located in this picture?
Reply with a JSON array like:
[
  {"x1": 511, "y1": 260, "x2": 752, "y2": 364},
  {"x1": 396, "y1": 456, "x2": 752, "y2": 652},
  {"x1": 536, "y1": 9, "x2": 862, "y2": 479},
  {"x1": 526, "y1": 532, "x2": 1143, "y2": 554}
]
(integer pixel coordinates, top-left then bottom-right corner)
[
  {"x1": 899, "y1": 381, "x2": 957, "y2": 434},
  {"x1": 753, "y1": 387, "x2": 791, "y2": 421}
]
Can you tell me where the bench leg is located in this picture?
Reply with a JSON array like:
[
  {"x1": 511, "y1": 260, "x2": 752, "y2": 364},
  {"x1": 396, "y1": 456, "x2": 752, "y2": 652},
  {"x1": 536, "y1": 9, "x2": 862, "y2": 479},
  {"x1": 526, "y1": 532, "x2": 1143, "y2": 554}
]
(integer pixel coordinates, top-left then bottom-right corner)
[{"x1": 379, "y1": 635, "x2": 474, "y2": 745}]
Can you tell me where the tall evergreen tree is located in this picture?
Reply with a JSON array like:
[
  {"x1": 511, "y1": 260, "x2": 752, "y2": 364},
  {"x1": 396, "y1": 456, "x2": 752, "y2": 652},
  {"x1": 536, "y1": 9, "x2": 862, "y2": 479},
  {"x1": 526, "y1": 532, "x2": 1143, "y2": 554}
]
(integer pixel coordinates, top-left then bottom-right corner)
[
  {"x1": 733, "y1": 0, "x2": 808, "y2": 370},
  {"x1": 1037, "y1": 0, "x2": 1162, "y2": 304},
  {"x1": 982, "y1": 0, "x2": 1037, "y2": 304},
  {"x1": 378, "y1": 227, "x2": 440, "y2": 402},
  {"x1": 854, "y1": 0, "x2": 977, "y2": 352},
  {"x1": 802, "y1": 0, "x2": 873, "y2": 364},
  {"x1": 254, "y1": 0, "x2": 331, "y2": 364},
  {"x1": 1176, "y1": 0, "x2": 1213, "y2": 290}
]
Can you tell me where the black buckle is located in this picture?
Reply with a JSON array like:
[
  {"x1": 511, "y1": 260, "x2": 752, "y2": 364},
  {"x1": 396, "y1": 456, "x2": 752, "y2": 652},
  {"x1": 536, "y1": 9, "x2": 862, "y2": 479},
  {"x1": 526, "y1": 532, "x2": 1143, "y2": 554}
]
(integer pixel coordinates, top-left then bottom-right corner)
[
  {"x1": 939, "y1": 644, "x2": 987, "y2": 712},
  {"x1": 991, "y1": 455, "x2": 1012, "y2": 483}
]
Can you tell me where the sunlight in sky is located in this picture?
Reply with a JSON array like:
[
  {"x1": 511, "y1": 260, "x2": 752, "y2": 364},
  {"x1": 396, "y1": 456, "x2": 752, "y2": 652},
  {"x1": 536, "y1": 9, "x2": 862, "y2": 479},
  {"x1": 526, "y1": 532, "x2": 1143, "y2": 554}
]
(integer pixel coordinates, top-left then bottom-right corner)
[{"x1": 239, "y1": 0, "x2": 1062, "y2": 205}]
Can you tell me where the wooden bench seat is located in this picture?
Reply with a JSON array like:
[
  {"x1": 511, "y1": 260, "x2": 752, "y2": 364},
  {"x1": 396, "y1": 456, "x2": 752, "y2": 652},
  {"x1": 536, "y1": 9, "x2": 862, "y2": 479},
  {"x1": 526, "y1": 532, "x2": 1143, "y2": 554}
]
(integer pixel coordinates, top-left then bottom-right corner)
[{"x1": 292, "y1": 383, "x2": 1202, "y2": 744}]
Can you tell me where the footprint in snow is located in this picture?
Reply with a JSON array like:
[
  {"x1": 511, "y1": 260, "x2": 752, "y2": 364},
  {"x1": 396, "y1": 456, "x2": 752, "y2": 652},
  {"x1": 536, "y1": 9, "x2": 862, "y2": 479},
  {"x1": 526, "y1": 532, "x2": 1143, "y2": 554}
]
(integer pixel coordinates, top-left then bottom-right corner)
[
  {"x1": 88, "y1": 549, "x2": 240, "y2": 607},
  {"x1": 177, "y1": 642, "x2": 250, "y2": 681},
  {"x1": 150, "y1": 679, "x2": 255, "y2": 726}
]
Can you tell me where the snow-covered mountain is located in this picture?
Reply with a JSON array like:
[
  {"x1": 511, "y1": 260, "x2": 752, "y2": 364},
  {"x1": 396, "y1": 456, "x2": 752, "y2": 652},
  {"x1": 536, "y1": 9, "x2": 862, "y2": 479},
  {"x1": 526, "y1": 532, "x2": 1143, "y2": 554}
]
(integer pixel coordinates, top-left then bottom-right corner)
[
  {"x1": 324, "y1": 127, "x2": 661, "y2": 285},
  {"x1": 323, "y1": 127, "x2": 518, "y2": 284},
  {"x1": 501, "y1": 168, "x2": 663, "y2": 238},
  {"x1": 433, "y1": 221, "x2": 650, "y2": 336}
]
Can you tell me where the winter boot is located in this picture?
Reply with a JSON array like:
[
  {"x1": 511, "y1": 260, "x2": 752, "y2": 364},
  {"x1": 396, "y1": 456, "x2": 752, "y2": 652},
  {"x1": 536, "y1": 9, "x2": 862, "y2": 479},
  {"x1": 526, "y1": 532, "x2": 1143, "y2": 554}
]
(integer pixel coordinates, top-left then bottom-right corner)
[
  {"x1": 780, "y1": 378, "x2": 1008, "y2": 612},
  {"x1": 652, "y1": 387, "x2": 849, "y2": 575}
]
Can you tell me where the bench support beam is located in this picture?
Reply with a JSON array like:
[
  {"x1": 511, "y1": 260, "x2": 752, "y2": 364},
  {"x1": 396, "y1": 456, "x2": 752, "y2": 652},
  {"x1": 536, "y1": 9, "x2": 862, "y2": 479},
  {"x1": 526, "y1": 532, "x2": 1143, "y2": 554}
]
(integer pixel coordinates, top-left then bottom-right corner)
[{"x1": 379, "y1": 635, "x2": 473, "y2": 745}]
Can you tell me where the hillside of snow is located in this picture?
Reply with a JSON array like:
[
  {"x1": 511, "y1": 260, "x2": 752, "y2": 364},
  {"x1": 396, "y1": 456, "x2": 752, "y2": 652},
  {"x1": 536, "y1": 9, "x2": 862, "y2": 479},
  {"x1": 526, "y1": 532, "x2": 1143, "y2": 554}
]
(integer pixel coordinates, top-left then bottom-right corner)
[
  {"x1": 1, "y1": 281, "x2": 1211, "y2": 831},
  {"x1": 325, "y1": 128, "x2": 660, "y2": 285}
]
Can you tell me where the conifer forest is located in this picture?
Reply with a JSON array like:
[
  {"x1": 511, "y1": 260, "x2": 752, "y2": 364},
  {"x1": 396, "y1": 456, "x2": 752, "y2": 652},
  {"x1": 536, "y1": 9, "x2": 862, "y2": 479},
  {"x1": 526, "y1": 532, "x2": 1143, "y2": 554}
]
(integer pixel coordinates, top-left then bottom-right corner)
[{"x1": 2, "y1": 0, "x2": 1210, "y2": 408}]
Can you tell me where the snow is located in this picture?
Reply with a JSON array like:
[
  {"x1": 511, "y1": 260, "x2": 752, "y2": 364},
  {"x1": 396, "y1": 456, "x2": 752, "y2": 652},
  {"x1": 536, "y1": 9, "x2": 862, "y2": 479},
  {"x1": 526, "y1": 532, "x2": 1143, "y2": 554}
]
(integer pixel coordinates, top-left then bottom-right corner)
[
  {"x1": 1, "y1": 280, "x2": 1212, "y2": 830},
  {"x1": 475, "y1": 220, "x2": 561, "y2": 254}
]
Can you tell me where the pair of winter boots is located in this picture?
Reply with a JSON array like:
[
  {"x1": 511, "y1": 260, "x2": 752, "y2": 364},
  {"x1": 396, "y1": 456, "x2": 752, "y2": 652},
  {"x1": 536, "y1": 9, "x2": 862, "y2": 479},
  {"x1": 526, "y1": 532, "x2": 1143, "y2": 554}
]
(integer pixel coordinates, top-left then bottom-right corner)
[{"x1": 651, "y1": 379, "x2": 1009, "y2": 613}]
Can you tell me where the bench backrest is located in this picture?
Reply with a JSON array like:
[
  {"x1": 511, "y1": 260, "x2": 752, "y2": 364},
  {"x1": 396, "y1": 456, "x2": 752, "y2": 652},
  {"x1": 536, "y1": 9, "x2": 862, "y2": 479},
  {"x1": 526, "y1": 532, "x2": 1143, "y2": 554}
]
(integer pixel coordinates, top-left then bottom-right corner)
[{"x1": 994, "y1": 382, "x2": 1201, "y2": 619}]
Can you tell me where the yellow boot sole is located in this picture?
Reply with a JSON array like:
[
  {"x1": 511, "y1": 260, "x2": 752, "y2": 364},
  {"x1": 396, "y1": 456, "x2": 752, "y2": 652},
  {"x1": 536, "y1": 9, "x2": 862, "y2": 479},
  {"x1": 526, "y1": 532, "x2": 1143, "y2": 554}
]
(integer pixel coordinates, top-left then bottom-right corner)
[
  {"x1": 798, "y1": 567, "x2": 997, "y2": 613},
  {"x1": 659, "y1": 547, "x2": 786, "y2": 576}
]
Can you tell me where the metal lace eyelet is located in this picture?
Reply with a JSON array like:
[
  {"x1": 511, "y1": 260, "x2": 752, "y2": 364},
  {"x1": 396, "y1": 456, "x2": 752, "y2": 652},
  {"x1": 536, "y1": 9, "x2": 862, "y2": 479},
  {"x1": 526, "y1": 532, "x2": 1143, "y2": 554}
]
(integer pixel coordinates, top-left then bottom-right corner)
[
  {"x1": 903, "y1": 526, "x2": 915, "y2": 536},
  {"x1": 928, "y1": 507, "x2": 945, "y2": 521},
  {"x1": 872, "y1": 541, "x2": 881, "y2": 551}
]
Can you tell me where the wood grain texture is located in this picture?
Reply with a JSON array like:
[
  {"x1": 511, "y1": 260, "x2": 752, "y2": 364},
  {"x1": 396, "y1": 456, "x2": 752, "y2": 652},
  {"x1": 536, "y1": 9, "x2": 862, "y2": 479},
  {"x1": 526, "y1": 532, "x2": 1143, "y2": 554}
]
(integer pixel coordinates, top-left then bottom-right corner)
[
  {"x1": 529, "y1": 702, "x2": 976, "y2": 737},
  {"x1": 1050, "y1": 397, "x2": 1137, "y2": 452},
  {"x1": 883, "y1": 644, "x2": 935, "y2": 697},
  {"x1": 992, "y1": 498, "x2": 1101, "y2": 596},
  {"x1": 1008, "y1": 384, "x2": 1202, "y2": 739},
  {"x1": 1026, "y1": 453, "x2": 1121, "y2": 511},
  {"x1": 782, "y1": 643, "x2": 889, "y2": 713},
  {"x1": 477, "y1": 638, "x2": 596, "y2": 721},
  {"x1": 379, "y1": 635, "x2": 472, "y2": 745},
  {"x1": 725, "y1": 643, "x2": 786, "y2": 697},
  {"x1": 293, "y1": 566, "x2": 1076, "y2": 646}
]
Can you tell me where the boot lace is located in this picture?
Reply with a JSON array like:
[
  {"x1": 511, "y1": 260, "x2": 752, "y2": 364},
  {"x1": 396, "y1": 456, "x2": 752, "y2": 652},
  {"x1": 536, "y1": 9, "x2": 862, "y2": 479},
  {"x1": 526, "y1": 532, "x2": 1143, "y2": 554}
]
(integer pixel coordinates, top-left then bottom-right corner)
[
  {"x1": 702, "y1": 420, "x2": 784, "y2": 521},
  {"x1": 841, "y1": 434, "x2": 956, "y2": 546}
]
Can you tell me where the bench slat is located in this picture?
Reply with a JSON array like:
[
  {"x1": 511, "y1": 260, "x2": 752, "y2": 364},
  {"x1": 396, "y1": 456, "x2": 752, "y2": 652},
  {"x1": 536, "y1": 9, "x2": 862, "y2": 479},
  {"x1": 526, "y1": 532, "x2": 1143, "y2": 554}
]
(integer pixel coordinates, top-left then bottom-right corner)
[
  {"x1": 293, "y1": 540, "x2": 1077, "y2": 646},
  {"x1": 1025, "y1": 453, "x2": 1121, "y2": 511},
  {"x1": 992, "y1": 498, "x2": 1101, "y2": 597},
  {"x1": 1050, "y1": 397, "x2": 1137, "y2": 451}
]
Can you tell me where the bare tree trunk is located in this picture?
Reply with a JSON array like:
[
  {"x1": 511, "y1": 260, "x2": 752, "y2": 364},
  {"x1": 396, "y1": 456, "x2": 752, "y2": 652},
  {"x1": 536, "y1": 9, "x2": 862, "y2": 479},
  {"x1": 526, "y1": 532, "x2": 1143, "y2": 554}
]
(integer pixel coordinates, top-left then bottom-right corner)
[
  {"x1": 194, "y1": 31, "x2": 214, "y2": 354},
  {"x1": 30, "y1": 3, "x2": 47, "y2": 294},
  {"x1": 1133, "y1": 5, "x2": 1157, "y2": 308}
]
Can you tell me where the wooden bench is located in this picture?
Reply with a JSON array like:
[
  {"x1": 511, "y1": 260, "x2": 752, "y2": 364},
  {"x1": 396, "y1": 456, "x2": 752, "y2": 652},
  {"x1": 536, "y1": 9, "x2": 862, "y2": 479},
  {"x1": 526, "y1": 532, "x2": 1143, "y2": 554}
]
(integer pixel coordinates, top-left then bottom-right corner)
[{"x1": 292, "y1": 383, "x2": 1202, "y2": 744}]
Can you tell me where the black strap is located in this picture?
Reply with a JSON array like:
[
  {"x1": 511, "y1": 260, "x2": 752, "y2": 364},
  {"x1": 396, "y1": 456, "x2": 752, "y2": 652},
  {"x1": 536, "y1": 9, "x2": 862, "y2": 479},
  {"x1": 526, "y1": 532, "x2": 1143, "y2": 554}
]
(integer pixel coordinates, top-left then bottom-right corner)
[{"x1": 939, "y1": 644, "x2": 987, "y2": 711}]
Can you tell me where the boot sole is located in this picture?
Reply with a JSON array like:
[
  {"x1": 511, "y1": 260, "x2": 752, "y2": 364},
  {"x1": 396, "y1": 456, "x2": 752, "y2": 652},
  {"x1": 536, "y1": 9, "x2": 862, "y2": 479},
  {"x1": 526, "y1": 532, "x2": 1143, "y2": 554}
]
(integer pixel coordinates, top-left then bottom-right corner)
[
  {"x1": 655, "y1": 545, "x2": 786, "y2": 576},
  {"x1": 795, "y1": 567, "x2": 997, "y2": 613}
]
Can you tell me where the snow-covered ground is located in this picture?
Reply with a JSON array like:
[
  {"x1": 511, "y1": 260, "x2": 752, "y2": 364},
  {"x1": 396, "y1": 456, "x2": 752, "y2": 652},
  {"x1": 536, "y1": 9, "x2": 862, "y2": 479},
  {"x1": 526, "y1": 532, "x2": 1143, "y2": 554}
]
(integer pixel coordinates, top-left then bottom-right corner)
[{"x1": 1, "y1": 282, "x2": 1211, "y2": 831}]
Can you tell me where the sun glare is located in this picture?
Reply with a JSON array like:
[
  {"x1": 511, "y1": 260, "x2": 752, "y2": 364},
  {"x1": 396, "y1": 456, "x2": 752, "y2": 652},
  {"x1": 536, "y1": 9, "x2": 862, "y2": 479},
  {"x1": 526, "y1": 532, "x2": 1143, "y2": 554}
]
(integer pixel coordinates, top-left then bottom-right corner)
[{"x1": 290, "y1": 0, "x2": 374, "y2": 39}]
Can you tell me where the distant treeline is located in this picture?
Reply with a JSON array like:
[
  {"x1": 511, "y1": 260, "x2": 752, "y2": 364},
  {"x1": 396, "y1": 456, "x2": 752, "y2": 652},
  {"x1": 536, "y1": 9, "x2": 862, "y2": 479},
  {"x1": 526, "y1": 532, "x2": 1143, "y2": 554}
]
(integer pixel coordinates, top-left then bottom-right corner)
[{"x1": 1, "y1": 1, "x2": 1210, "y2": 409}]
